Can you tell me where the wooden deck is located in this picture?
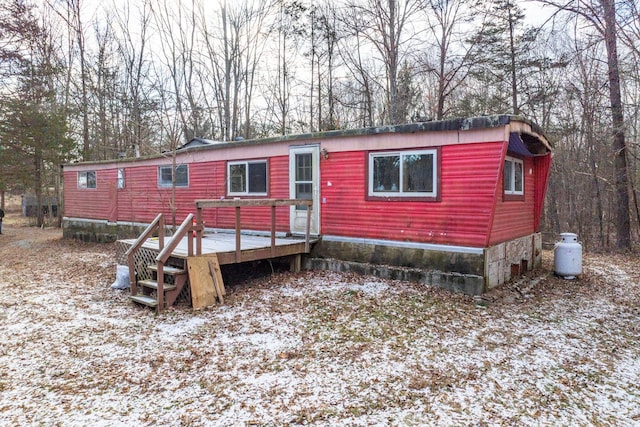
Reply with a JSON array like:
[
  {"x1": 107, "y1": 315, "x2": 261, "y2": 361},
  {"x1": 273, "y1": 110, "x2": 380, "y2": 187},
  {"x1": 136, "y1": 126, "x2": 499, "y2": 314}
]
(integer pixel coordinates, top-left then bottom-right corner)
[
  {"x1": 121, "y1": 199, "x2": 315, "y2": 312},
  {"x1": 119, "y1": 232, "x2": 314, "y2": 266}
]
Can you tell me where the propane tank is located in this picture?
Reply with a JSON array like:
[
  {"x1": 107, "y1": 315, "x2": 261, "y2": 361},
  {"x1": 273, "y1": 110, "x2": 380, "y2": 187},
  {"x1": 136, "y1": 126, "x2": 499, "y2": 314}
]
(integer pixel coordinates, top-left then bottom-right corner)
[{"x1": 554, "y1": 232, "x2": 582, "y2": 279}]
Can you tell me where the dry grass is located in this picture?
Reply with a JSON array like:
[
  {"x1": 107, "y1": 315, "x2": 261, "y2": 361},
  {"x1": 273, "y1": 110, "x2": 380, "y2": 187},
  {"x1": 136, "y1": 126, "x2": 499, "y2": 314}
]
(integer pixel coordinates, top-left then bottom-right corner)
[{"x1": 0, "y1": 205, "x2": 638, "y2": 426}]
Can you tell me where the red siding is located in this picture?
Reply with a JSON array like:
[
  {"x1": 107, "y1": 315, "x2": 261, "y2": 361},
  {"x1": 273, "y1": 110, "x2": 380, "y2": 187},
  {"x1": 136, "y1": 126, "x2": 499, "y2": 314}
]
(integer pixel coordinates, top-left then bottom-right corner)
[
  {"x1": 489, "y1": 155, "x2": 536, "y2": 245},
  {"x1": 65, "y1": 157, "x2": 293, "y2": 233},
  {"x1": 320, "y1": 142, "x2": 503, "y2": 247},
  {"x1": 64, "y1": 135, "x2": 549, "y2": 249},
  {"x1": 64, "y1": 170, "x2": 117, "y2": 220},
  {"x1": 533, "y1": 153, "x2": 552, "y2": 231}
]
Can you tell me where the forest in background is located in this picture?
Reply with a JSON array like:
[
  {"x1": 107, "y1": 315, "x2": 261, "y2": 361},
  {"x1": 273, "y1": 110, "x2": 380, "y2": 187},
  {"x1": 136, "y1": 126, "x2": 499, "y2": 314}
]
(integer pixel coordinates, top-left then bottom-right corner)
[{"x1": 0, "y1": 0, "x2": 639, "y2": 250}]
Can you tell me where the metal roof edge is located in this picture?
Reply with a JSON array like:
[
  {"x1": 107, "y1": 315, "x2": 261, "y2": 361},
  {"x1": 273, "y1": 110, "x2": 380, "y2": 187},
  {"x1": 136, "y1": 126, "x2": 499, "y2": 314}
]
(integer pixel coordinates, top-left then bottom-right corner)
[{"x1": 63, "y1": 115, "x2": 547, "y2": 167}]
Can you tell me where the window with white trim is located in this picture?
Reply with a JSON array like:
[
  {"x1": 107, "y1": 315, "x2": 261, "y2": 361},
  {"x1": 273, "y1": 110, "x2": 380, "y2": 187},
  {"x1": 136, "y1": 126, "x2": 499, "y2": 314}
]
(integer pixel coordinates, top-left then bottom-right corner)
[
  {"x1": 158, "y1": 164, "x2": 188, "y2": 187},
  {"x1": 228, "y1": 160, "x2": 267, "y2": 195},
  {"x1": 504, "y1": 156, "x2": 524, "y2": 195},
  {"x1": 369, "y1": 149, "x2": 437, "y2": 197},
  {"x1": 78, "y1": 171, "x2": 96, "y2": 189},
  {"x1": 117, "y1": 168, "x2": 125, "y2": 189}
]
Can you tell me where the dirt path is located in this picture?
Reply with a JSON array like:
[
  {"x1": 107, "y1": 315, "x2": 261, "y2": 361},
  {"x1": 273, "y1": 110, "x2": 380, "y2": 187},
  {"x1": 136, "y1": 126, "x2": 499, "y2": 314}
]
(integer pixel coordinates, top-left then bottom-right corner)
[{"x1": 1, "y1": 206, "x2": 639, "y2": 426}]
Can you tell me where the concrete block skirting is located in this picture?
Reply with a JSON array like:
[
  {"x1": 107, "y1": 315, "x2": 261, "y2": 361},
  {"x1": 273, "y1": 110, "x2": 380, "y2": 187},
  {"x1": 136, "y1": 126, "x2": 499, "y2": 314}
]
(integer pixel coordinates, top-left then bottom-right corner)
[
  {"x1": 63, "y1": 218, "x2": 149, "y2": 243},
  {"x1": 305, "y1": 258, "x2": 485, "y2": 296},
  {"x1": 63, "y1": 217, "x2": 541, "y2": 295}
]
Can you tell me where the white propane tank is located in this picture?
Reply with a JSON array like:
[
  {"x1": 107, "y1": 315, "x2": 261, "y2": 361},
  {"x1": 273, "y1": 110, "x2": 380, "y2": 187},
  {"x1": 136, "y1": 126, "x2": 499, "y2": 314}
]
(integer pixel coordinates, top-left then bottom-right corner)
[{"x1": 554, "y1": 232, "x2": 582, "y2": 279}]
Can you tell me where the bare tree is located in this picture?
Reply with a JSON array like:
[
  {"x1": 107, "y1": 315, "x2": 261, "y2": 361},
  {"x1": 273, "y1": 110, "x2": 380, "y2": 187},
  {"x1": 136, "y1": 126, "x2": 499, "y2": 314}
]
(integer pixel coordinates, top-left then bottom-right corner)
[
  {"x1": 113, "y1": 0, "x2": 154, "y2": 157},
  {"x1": 539, "y1": 0, "x2": 631, "y2": 249},
  {"x1": 344, "y1": 0, "x2": 421, "y2": 125},
  {"x1": 420, "y1": 0, "x2": 479, "y2": 120}
]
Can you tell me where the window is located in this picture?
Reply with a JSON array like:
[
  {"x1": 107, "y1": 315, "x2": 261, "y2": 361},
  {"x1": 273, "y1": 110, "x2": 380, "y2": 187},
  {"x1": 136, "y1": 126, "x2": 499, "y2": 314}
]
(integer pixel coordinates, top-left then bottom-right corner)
[
  {"x1": 504, "y1": 156, "x2": 524, "y2": 196},
  {"x1": 228, "y1": 160, "x2": 267, "y2": 195},
  {"x1": 158, "y1": 164, "x2": 188, "y2": 187},
  {"x1": 117, "y1": 168, "x2": 125, "y2": 189},
  {"x1": 78, "y1": 171, "x2": 96, "y2": 189},
  {"x1": 369, "y1": 149, "x2": 437, "y2": 198}
]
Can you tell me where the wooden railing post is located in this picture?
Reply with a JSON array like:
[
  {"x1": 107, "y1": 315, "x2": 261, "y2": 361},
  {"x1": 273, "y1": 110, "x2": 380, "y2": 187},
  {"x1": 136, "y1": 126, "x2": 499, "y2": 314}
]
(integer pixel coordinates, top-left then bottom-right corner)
[
  {"x1": 125, "y1": 213, "x2": 164, "y2": 297},
  {"x1": 271, "y1": 205, "x2": 276, "y2": 257},
  {"x1": 305, "y1": 201, "x2": 311, "y2": 253},
  {"x1": 156, "y1": 262, "x2": 164, "y2": 314},
  {"x1": 196, "y1": 206, "x2": 203, "y2": 255},
  {"x1": 235, "y1": 205, "x2": 241, "y2": 263},
  {"x1": 158, "y1": 215, "x2": 165, "y2": 251}
]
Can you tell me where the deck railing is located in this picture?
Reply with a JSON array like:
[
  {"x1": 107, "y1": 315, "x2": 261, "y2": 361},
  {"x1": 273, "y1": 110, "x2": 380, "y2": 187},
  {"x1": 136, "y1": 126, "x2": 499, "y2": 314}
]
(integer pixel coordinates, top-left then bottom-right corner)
[
  {"x1": 154, "y1": 213, "x2": 194, "y2": 311},
  {"x1": 126, "y1": 199, "x2": 312, "y2": 312},
  {"x1": 124, "y1": 213, "x2": 165, "y2": 296},
  {"x1": 194, "y1": 198, "x2": 313, "y2": 262}
]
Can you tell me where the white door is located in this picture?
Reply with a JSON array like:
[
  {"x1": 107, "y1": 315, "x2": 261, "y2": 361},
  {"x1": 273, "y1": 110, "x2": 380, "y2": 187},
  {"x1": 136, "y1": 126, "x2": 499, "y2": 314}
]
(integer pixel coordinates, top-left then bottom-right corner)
[{"x1": 289, "y1": 145, "x2": 320, "y2": 235}]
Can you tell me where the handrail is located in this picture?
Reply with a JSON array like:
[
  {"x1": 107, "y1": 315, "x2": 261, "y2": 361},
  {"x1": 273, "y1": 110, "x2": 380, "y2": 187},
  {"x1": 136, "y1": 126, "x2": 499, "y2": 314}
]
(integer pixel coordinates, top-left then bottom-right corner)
[
  {"x1": 194, "y1": 198, "x2": 313, "y2": 260},
  {"x1": 126, "y1": 213, "x2": 164, "y2": 295},
  {"x1": 154, "y1": 213, "x2": 194, "y2": 312},
  {"x1": 156, "y1": 213, "x2": 194, "y2": 264}
]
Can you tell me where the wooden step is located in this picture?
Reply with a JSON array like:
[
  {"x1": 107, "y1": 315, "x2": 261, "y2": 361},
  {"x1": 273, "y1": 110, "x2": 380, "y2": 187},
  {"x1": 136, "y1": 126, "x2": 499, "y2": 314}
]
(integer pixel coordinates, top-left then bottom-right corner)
[
  {"x1": 138, "y1": 279, "x2": 177, "y2": 291},
  {"x1": 147, "y1": 265, "x2": 186, "y2": 276},
  {"x1": 129, "y1": 295, "x2": 158, "y2": 307}
]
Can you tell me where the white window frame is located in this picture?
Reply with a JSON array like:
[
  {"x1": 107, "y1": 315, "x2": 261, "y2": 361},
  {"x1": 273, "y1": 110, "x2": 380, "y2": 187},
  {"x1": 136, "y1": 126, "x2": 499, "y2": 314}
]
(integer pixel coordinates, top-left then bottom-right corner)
[
  {"x1": 77, "y1": 171, "x2": 96, "y2": 189},
  {"x1": 504, "y1": 156, "x2": 524, "y2": 196},
  {"x1": 368, "y1": 149, "x2": 438, "y2": 198},
  {"x1": 117, "y1": 168, "x2": 125, "y2": 189},
  {"x1": 158, "y1": 164, "x2": 189, "y2": 188},
  {"x1": 227, "y1": 160, "x2": 268, "y2": 196}
]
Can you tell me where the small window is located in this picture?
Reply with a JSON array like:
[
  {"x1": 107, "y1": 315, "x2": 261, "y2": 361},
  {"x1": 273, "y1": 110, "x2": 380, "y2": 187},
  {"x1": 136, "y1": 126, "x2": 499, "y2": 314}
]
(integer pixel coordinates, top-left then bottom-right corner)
[
  {"x1": 158, "y1": 164, "x2": 188, "y2": 188},
  {"x1": 117, "y1": 168, "x2": 125, "y2": 189},
  {"x1": 504, "y1": 156, "x2": 524, "y2": 196},
  {"x1": 368, "y1": 149, "x2": 437, "y2": 198},
  {"x1": 228, "y1": 160, "x2": 267, "y2": 195},
  {"x1": 78, "y1": 171, "x2": 96, "y2": 189}
]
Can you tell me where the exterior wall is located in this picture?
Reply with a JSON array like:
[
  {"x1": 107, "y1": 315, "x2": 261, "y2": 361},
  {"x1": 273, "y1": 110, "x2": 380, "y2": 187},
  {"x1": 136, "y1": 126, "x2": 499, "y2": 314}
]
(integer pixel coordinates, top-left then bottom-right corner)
[
  {"x1": 319, "y1": 142, "x2": 503, "y2": 247},
  {"x1": 64, "y1": 155, "x2": 293, "y2": 234},
  {"x1": 64, "y1": 169, "x2": 118, "y2": 221},
  {"x1": 488, "y1": 155, "x2": 536, "y2": 246}
]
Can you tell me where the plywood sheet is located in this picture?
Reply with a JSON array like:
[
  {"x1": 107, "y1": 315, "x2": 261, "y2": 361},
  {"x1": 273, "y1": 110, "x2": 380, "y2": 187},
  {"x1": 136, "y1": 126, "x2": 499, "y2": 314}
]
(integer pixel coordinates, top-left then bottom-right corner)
[
  {"x1": 208, "y1": 258, "x2": 226, "y2": 301},
  {"x1": 187, "y1": 255, "x2": 220, "y2": 309}
]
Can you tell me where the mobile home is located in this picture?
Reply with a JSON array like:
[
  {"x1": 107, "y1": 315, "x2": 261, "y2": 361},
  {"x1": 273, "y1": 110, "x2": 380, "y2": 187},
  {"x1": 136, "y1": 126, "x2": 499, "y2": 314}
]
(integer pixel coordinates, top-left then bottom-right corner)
[{"x1": 63, "y1": 115, "x2": 552, "y2": 294}]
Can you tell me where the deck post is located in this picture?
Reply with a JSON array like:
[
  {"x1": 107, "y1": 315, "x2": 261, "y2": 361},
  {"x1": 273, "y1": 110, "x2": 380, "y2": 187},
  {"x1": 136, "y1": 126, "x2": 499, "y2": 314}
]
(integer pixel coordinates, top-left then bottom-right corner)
[
  {"x1": 158, "y1": 215, "x2": 165, "y2": 250},
  {"x1": 235, "y1": 205, "x2": 241, "y2": 263},
  {"x1": 290, "y1": 254, "x2": 301, "y2": 272},
  {"x1": 305, "y1": 202, "x2": 311, "y2": 253},
  {"x1": 187, "y1": 226, "x2": 194, "y2": 257},
  {"x1": 128, "y1": 252, "x2": 137, "y2": 296},
  {"x1": 271, "y1": 205, "x2": 276, "y2": 257},
  {"x1": 196, "y1": 206, "x2": 203, "y2": 255},
  {"x1": 156, "y1": 262, "x2": 164, "y2": 313}
]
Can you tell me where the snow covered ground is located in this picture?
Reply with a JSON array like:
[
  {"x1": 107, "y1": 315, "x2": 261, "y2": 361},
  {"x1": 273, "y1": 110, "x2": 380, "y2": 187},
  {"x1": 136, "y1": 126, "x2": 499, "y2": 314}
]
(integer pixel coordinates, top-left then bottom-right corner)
[{"x1": 0, "y1": 221, "x2": 638, "y2": 426}]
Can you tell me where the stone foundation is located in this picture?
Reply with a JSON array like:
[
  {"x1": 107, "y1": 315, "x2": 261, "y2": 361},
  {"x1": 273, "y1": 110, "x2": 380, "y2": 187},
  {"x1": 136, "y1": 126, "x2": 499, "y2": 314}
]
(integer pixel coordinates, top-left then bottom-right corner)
[
  {"x1": 63, "y1": 218, "x2": 149, "y2": 243},
  {"x1": 309, "y1": 233, "x2": 542, "y2": 295},
  {"x1": 485, "y1": 233, "x2": 542, "y2": 289},
  {"x1": 305, "y1": 257, "x2": 484, "y2": 295},
  {"x1": 64, "y1": 217, "x2": 541, "y2": 294}
]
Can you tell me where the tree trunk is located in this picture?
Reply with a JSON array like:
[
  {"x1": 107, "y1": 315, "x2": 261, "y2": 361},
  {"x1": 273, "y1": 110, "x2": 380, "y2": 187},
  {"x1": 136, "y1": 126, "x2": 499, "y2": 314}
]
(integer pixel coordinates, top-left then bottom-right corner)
[{"x1": 601, "y1": 0, "x2": 631, "y2": 249}]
